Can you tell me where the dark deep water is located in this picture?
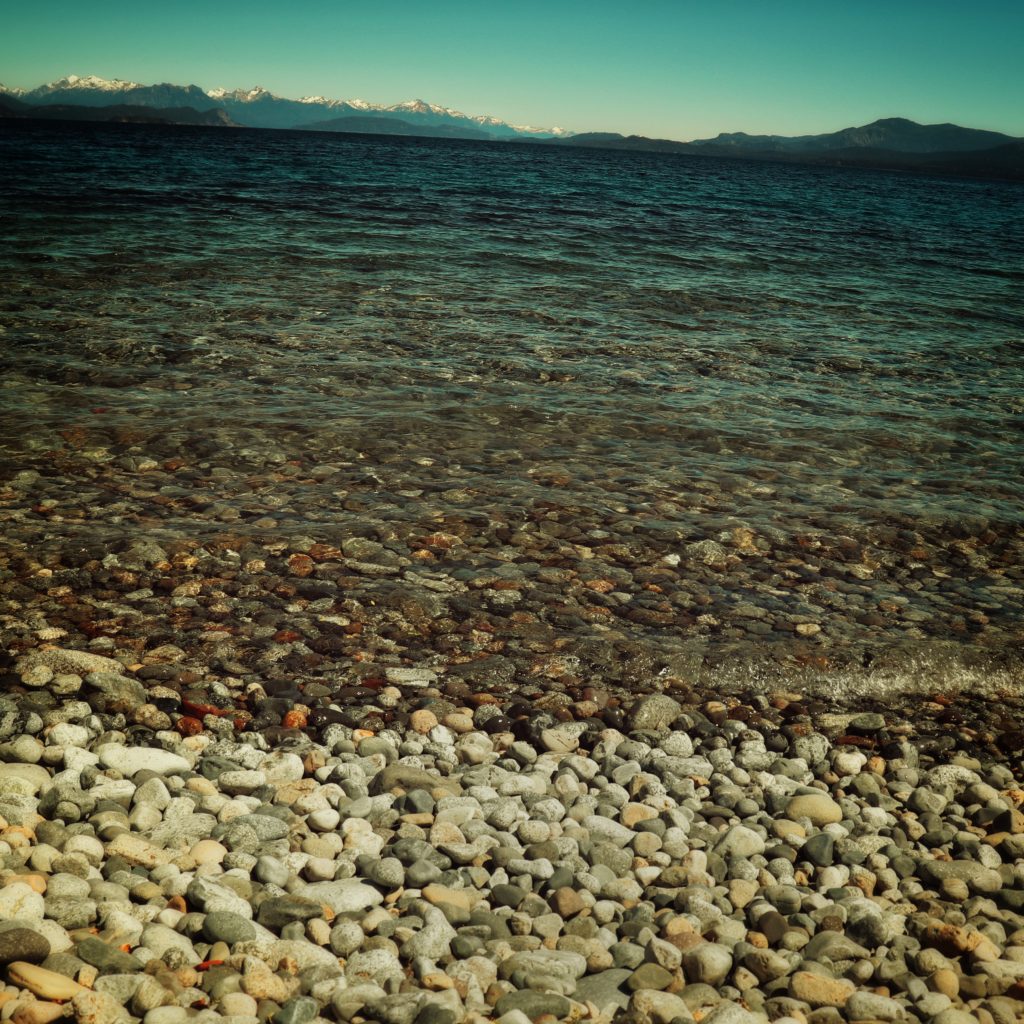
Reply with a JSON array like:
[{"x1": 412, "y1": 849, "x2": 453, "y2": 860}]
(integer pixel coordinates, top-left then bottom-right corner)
[{"x1": 2, "y1": 120, "x2": 1023, "y2": 699}]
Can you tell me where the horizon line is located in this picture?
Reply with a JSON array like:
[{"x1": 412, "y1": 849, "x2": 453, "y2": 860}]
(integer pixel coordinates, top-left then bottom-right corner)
[{"x1": 4, "y1": 71, "x2": 1022, "y2": 144}]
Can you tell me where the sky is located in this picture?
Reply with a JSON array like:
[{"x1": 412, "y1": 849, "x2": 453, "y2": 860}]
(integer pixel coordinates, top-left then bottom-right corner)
[{"x1": 2, "y1": 0, "x2": 1023, "y2": 139}]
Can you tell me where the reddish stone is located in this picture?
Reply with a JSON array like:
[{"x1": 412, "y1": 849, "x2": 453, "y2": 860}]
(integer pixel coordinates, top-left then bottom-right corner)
[
  {"x1": 282, "y1": 709, "x2": 307, "y2": 729},
  {"x1": 287, "y1": 554, "x2": 315, "y2": 577},
  {"x1": 836, "y1": 735, "x2": 875, "y2": 748}
]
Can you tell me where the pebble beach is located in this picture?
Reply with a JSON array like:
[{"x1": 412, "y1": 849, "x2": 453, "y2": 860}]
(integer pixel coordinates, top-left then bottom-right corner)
[{"x1": 2, "y1": 624, "x2": 1024, "y2": 1024}]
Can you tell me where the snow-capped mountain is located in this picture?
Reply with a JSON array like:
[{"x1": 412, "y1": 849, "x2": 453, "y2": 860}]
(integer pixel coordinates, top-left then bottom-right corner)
[
  {"x1": 14, "y1": 74, "x2": 572, "y2": 139},
  {"x1": 29, "y1": 73, "x2": 141, "y2": 95},
  {"x1": 24, "y1": 75, "x2": 214, "y2": 111}
]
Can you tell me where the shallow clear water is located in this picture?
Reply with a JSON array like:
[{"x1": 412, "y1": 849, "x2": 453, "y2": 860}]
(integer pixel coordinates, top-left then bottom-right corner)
[{"x1": 2, "y1": 121, "x2": 1023, "y2": 697}]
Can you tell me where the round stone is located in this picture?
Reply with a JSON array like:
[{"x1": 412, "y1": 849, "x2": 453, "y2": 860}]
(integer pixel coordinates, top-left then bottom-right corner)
[
  {"x1": 203, "y1": 911, "x2": 257, "y2": 945},
  {"x1": 786, "y1": 793, "x2": 843, "y2": 826},
  {"x1": 190, "y1": 840, "x2": 228, "y2": 866},
  {"x1": 0, "y1": 928, "x2": 50, "y2": 965}
]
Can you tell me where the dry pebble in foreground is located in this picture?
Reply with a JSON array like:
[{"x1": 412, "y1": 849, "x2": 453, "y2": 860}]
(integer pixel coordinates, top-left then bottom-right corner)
[{"x1": 0, "y1": 645, "x2": 1023, "y2": 1024}]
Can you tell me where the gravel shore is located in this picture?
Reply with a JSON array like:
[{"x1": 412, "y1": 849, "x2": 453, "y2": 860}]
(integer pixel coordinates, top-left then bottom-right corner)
[{"x1": 1, "y1": 637, "x2": 1023, "y2": 1024}]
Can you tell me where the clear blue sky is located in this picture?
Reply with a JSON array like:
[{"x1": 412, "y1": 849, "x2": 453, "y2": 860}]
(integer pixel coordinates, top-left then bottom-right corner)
[{"x1": 2, "y1": 0, "x2": 1022, "y2": 139}]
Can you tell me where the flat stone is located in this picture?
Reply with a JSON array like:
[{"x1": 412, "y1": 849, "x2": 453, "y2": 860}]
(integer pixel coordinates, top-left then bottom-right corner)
[
  {"x1": 0, "y1": 927, "x2": 50, "y2": 964},
  {"x1": 414, "y1": 1004, "x2": 458, "y2": 1024},
  {"x1": 421, "y1": 883, "x2": 478, "y2": 924},
  {"x1": 384, "y1": 667, "x2": 438, "y2": 687},
  {"x1": 741, "y1": 949, "x2": 792, "y2": 983},
  {"x1": 256, "y1": 896, "x2": 324, "y2": 929},
  {"x1": 714, "y1": 825, "x2": 765, "y2": 858},
  {"x1": 918, "y1": 860, "x2": 1003, "y2": 893},
  {"x1": 274, "y1": 996, "x2": 319, "y2": 1024},
  {"x1": 540, "y1": 727, "x2": 580, "y2": 755},
  {"x1": 801, "y1": 832, "x2": 835, "y2": 867},
  {"x1": 803, "y1": 931, "x2": 871, "y2": 962},
  {"x1": 241, "y1": 957, "x2": 300, "y2": 1003},
  {"x1": 919, "y1": 922, "x2": 1000, "y2": 962},
  {"x1": 295, "y1": 880, "x2": 384, "y2": 915},
  {"x1": 45, "y1": 896, "x2": 96, "y2": 930},
  {"x1": 75, "y1": 936, "x2": 144, "y2": 973},
  {"x1": 369, "y1": 764, "x2": 462, "y2": 797},
  {"x1": 18, "y1": 649, "x2": 124, "y2": 677},
  {"x1": 685, "y1": 539, "x2": 728, "y2": 567},
  {"x1": 83, "y1": 673, "x2": 148, "y2": 711},
  {"x1": 493, "y1": 990, "x2": 572, "y2": 1019},
  {"x1": 213, "y1": 813, "x2": 290, "y2": 849},
  {"x1": 71, "y1": 988, "x2": 132, "y2": 1024},
  {"x1": 97, "y1": 744, "x2": 190, "y2": 777},
  {"x1": 491, "y1": 883, "x2": 527, "y2": 908},
  {"x1": 628, "y1": 695, "x2": 682, "y2": 732},
  {"x1": 189, "y1": 839, "x2": 228, "y2": 866},
  {"x1": 0, "y1": 764, "x2": 51, "y2": 795},
  {"x1": 140, "y1": 1008, "x2": 193, "y2": 1024},
  {"x1": 628, "y1": 963, "x2": 674, "y2": 991},
  {"x1": 498, "y1": 948, "x2": 587, "y2": 992},
  {"x1": 573, "y1": 968, "x2": 631, "y2": 1013},
  {"x1": 787, "y1": 793, "x2": 843, "y2": 826},
  {"x1": 846, "y1": 990, "x2": 907, "y2": 1021},
  {"x1": 0, "y1": 883, "x2": 44, "y2": 922},
  {"x1": 790, "y1": 971, "x2": 855, "y2": 1007},
  {"x1": 629, "y1": 989, "x2": 694, "y2": 1024},
  {"x1": 551, "y1": 887, "x2": 586, "y2": 918},
  {"x1": 139, "y1": 923, "x2": 199, "y2": 966},
  {"x1": 346, "y1": 948, "x2": 404, "y2": 986},
  {"x1": 701, "y1": 1003, "x2": 765, "y2": 1024},
  {"x1": 242, "y1": 938, "x2": 340, "y2": 974},
  {"x1": 848, "y1": 713, "x2": 887, "y2": 734},
  {"x1": 105, "y1": 833, "x2": 172, "y2": 869},
  {"x1": 7, "y1": 961, "x2": 86, "y2": 1000},
  {"x1": 364, "y1": 857, "x2": 405, "y2": 890},
  {"x1": 682, "y1": 943, "x2": 733, "y2": 985},
  {"x1": 203, "y1": 911, "x2": 257, "y2": 944},
  {"x1": 401, "y1": 906, "x2": 456, "y2": 960},
  {"x1": 975, "y1": 959, "x2": 1024, "y2": 993}
]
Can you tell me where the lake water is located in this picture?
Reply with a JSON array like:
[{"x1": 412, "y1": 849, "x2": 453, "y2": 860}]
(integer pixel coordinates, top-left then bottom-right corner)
[{"x1": 2, "y1": 121, "x2": 1023, "y2": 701}]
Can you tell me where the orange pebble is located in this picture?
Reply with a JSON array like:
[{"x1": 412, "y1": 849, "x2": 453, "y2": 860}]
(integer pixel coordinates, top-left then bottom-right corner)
[
  {"x1": 176, "y1": 716, "x2": 203, "y2": 737},
  {"x1": 9, "y1": 873, "x2": 47, "y2": 893},
  {"x1": 282, "y1": 709, "x2": 308, "y2": 729}
]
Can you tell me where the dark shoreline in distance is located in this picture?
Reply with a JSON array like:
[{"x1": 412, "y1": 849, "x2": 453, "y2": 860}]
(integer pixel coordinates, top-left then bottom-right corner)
[{"x1": 3, "y1": 104, "x2": 1022, "y2": 184}]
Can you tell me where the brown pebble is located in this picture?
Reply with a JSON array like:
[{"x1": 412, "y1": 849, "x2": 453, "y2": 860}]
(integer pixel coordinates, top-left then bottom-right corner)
[
  {"x1": 551, "y1": 887, "x2": 586, "y2": 918},
  {"x1": 409, "y1": 710, "x2": 438, "y2": 734},
  {"x1": 928, "y1": 968, "x2": 960, "y2": 998}
]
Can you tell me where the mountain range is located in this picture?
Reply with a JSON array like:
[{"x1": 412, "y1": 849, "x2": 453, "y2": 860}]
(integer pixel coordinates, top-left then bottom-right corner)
[
  {"x1": 2, "y1": 75, "x2": 1021, "y2": 180},
  {"x1": 0, "y1": 74, "x2": 570, "y2": 139}
]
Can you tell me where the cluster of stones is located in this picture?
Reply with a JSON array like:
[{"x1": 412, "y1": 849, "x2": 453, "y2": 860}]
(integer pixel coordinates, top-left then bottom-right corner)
[
  {"x1": 1, "y1": 531, "x2": 1022, "y2": 766},
  {"x1": 3, "y1": 454, "x2": 1023, "y2": 703},
  {"x1": 0, "y1": 648, "x2": 1023, "y2": 1024}
]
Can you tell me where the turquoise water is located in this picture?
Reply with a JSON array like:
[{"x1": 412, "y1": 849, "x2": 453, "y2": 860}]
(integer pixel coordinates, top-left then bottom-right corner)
[{"x1": 2, "y1": 121, "x2": 1023, "y2": 695}]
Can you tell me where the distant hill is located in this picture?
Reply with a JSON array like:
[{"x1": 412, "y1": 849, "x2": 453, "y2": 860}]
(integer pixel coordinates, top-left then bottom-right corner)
[
  {"x1": 538, "y1": 118, "x2": 1024, "y2": 181},
  {"x1": 0, "y1": 93, "x2": 235, "y2": 127},
  {"x1": 690, "y1": 117, "x2": 1016, "y2": 155}
]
